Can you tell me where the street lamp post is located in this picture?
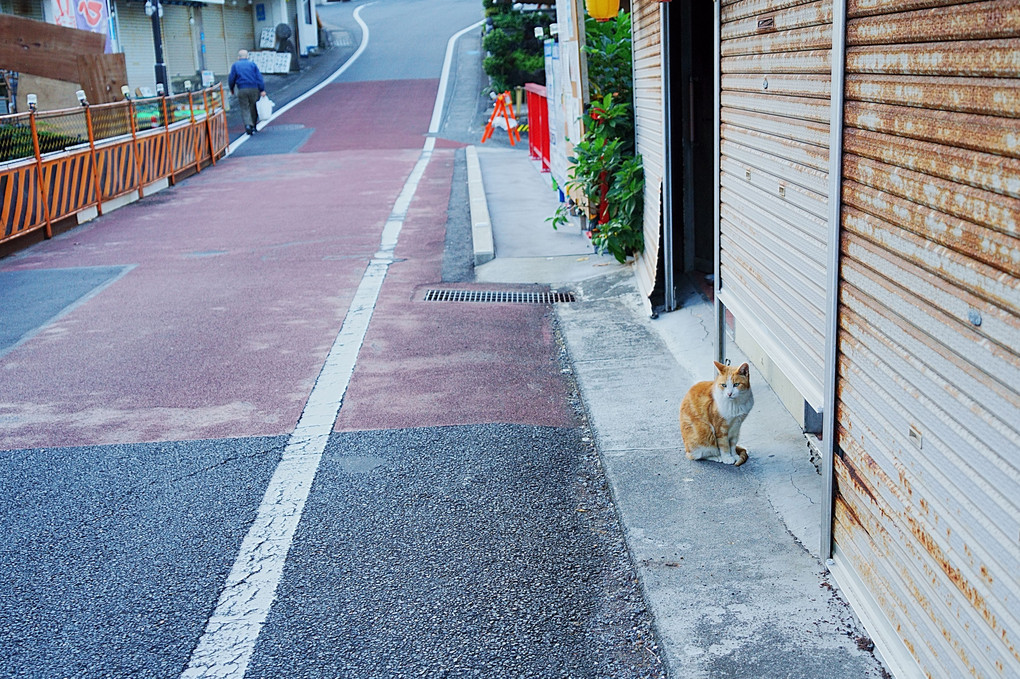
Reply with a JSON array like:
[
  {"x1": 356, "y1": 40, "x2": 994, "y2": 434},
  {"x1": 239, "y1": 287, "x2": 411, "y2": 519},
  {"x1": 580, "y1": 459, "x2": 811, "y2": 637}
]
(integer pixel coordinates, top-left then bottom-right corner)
[{"x1": 145, "y1": 0, "x2": 169, "y2": 95}]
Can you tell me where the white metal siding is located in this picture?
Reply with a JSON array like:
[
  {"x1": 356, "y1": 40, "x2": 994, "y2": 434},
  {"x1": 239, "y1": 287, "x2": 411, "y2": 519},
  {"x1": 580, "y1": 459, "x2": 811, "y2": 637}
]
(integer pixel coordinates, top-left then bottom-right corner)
[
  {"x1": 631, "y1": 0, "x2": 663, "y2": 298},
  {"x1": 163, "y1": 3, "x2": 196, "y2": 79},
  {"x1": 718, "y1": 0, "x2": 832, "y2": 410},
  {"x1": 201, "y1": 4, "x2": 228, "y2": 76},
  {"x1": 118, "y1": 3, "x2": 156, "y2": 94},
  {"x1": 223, "y1": 2, "x2": 255, "y2": 67},
  {"x1": 833, "y1": 1, "x2": 1020, "y2": 677}
]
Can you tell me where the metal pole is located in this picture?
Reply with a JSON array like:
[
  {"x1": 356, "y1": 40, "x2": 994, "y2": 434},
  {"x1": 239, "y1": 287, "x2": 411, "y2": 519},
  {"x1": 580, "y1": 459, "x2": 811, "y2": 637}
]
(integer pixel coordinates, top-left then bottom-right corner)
[
  {"x1": 127, "y1": 97, "x2": 146, "y2": 198},
  {"x1": 203, "y1": 87, "x2": 218, "y2": 167},
  {"x1": 83, "y1": 103, "x2": 104, "y2": 216},
  {"x1": 161, "y1": 94, "x2": 174, "y2": 184},
  {"x1": 188, "y1": 90, "x2": 202, "y2": 174},
  {"x1": 661, "y1": 0, "x2": 675, "y2": 313},
  {"x1": 28, "y1": 111, "x2": 54, "y2": 238},
  {"x1": 821, "y1": 0, "x2": 849, "y2": 562},
  {"x1": 713, "y1": 0, "x2": 724, "y2": 363},
  {"x1": 149, "y1": 1, "x2": 169, "y2": 94}
]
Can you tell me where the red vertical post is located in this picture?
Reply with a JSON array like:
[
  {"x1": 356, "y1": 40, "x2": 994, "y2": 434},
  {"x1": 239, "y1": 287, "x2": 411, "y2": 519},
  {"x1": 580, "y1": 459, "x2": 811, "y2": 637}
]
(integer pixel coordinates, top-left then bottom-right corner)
[
  {"x1": 526, "y1": 87, "x2": 540, "y2": 162},
  {"x1": 524, "y1": 84, "x2": 550, "y2": 172}
]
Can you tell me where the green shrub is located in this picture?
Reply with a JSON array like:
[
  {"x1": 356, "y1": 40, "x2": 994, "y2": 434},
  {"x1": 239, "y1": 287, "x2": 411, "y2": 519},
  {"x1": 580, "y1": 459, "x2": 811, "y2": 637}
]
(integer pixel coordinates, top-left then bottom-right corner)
[
  {"x1": 585, "y1": 10, "x2": 634, "y2": 103},
  {"x1": 550, "y1": 11, "x2": 643, "y2": 263},
  {"x1": 481, "y1": 4, "x2": 552, "y2": 93}
]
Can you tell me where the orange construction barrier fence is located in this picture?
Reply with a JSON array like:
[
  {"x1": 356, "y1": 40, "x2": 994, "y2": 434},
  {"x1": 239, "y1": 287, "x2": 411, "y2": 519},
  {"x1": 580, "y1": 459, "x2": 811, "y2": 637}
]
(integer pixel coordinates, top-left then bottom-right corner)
[{"x1": 0, "y1": 84, "x2": 229, "y2": 245}]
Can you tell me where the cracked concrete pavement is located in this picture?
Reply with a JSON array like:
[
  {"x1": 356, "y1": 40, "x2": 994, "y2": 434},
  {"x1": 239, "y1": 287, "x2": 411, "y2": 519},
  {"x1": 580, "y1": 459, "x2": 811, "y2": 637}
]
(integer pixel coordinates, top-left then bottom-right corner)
[
  {"x1": 469, "y1": 138, "x2": 888, "y2": 677},
  {"x1": 553, "y1": 271, "x2": 887, "y2": 677}
]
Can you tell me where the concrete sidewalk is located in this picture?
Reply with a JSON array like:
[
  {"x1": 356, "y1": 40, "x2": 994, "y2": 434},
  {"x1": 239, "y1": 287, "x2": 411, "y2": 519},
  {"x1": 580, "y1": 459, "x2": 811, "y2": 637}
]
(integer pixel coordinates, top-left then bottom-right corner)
[{"x1": 471, "y1": 142, "x2": 890, "y2": 678}]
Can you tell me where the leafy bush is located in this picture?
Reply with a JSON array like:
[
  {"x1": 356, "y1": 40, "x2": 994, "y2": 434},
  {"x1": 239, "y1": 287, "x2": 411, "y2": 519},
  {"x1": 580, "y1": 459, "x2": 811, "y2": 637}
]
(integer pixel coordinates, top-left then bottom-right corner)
[
  {"x1": 585, "y1": 10, "x2": 634, "y2": 103},
  {"x1": 551, "y1": 11, "x2": 643, "y2": 263},
  {"x1": 481, "y1": 5, "x2": 552, "y2": 93}
]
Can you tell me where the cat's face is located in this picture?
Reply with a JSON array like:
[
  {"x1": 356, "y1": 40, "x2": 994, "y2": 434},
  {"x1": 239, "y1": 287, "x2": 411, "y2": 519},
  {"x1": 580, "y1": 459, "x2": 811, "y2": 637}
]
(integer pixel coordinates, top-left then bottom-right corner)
[{"x1": 713, "y1": 361, "x2": 751, "y2": 400}]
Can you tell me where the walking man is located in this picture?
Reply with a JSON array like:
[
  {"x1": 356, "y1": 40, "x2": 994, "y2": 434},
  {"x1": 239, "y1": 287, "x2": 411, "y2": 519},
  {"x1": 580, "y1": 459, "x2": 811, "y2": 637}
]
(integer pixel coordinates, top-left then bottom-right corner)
[{"x1": 228, "y1": 49, "x2": 266, "y2": 135}]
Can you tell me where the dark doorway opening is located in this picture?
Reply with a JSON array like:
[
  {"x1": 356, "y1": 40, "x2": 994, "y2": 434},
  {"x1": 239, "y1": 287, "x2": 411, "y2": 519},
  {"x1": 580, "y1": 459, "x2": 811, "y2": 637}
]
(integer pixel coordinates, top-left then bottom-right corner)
[{"x1": 658, "y1": 0, "x2": 715, "y2": 310}]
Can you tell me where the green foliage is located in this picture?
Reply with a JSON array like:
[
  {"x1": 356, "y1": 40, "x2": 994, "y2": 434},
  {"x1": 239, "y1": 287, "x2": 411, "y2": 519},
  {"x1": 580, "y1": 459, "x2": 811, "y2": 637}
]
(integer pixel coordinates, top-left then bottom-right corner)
[
  {"x1": 513, "y1": 49, "x2": 546, "y2": 76},
  {"x1": 595, "y1": 153, "x2": 644, "y2": 262},
  {"x1": 482, "y1": 0, "x2": 511, "y2": 17},
  {"x1": 584, "y1": 11, "x2": 633, "y2": 103},
  {"x1": 481, "y1": 5, "x2": 552, "y2": 93},
  {"x1": 551, "y1": 12, "x2": 643, "y2": 263}
]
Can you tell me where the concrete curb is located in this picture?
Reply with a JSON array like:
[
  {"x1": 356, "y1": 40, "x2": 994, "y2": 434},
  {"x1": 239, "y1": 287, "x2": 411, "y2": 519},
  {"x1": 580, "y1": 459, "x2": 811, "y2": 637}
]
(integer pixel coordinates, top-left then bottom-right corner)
[{"x1": 465, "y1": 146, "x2": 495, "y2": 266}]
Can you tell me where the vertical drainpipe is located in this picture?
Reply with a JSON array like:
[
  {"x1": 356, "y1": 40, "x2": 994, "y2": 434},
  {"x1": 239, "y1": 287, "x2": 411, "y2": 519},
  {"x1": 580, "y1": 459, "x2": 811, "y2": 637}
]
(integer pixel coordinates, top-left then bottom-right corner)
[
  {"x1": 713, "y1": 0, "x2": 723, "y2": 363},
  {"x1": 821, "y1": 0, "x2": 848, "y2": 561},
  {"x1": 661, "y1": 1, "x2": 674, "y2": 312},
  {"x1": 575, "y1": 0, "x2": 590, "y2": 235}
]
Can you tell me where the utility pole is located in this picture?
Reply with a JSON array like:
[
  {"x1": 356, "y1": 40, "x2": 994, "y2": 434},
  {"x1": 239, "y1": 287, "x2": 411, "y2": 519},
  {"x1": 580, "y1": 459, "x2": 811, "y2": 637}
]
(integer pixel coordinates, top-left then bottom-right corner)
[{"x1": 145, "y1": 0, "x2": 169, "y2": 94}]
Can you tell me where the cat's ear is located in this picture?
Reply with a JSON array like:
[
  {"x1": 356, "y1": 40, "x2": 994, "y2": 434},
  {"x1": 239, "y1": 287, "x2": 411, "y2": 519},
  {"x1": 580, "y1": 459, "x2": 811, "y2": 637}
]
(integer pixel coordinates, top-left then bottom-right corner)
[
  {"x1": 737, "y1": 362, "x2": 750, "y2": 377},
  {"x1": 713, "y1": 361, "x2": 727, "y2": 373}
]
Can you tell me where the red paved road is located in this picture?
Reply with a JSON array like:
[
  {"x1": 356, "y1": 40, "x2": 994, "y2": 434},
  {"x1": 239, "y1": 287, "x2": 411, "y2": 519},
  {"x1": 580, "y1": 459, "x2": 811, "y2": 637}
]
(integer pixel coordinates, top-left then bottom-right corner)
[
  {"x1": 1, "y1": 54, "x2": 572, "y2": 450},
  {"x1": 336, "y1": 146, "x2": 573, "y2": 432}
]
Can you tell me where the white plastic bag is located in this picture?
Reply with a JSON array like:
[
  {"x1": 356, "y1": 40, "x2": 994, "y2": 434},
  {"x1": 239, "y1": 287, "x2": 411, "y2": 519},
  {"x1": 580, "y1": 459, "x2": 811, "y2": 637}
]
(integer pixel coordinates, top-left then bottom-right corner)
[{"x1": 256, "y1": 96, "x2": 274, "y2": 122}]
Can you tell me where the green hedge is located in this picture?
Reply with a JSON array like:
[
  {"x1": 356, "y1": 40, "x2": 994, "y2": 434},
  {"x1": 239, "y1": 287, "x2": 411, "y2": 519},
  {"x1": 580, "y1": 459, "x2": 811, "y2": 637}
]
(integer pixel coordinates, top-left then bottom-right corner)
[{"x1": 482, "y1": 5, "x2": 552, "y2": 93}]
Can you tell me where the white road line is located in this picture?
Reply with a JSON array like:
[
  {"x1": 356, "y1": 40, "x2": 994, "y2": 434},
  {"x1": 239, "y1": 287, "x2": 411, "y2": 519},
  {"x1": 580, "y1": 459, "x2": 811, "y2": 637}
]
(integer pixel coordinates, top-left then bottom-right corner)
[
  {"x1": 180, "y1": 16, "x2": 481, "y2": 679},
  {"x1": 429, "y1": 20, "x2": 484, "y2": 135},
  {"x1": 227, "y1": 4, "x2": 373, "y2": 156}
]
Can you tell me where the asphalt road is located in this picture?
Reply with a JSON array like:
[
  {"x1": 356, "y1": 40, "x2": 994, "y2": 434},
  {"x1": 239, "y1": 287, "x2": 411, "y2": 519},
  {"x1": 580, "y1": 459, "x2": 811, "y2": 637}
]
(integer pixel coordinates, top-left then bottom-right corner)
[{"x1": 0, "y1": 1, "x2": 665, "y2": 677}]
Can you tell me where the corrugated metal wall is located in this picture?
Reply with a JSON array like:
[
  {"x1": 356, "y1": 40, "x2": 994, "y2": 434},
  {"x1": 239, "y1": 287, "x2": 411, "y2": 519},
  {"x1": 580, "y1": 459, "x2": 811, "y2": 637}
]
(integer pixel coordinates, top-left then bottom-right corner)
[
  {"x1": 163, "y1": 4, "x2": 196, "y2": 79},
  {"x1": 201, "y1": 4, "x2": 228, "y2": 76},
  {"x1": 119, "y1": 3, "x2": 157, "y2": 93},
  {"x1": 223, "y1": 2, "x2": 255, "y2": 64},
  {"x1": 631, "y1": 0, "x2": 663, "y2": 299},
  {"x1": 0, "y1": 0, "x2": 44, "y2": 19},
  {"x1": 717, "y1": 0, "x2": 832, "y2": 410},
  {"x1": 832, "y1": 1, "x2": 1020, "y2": 677}
]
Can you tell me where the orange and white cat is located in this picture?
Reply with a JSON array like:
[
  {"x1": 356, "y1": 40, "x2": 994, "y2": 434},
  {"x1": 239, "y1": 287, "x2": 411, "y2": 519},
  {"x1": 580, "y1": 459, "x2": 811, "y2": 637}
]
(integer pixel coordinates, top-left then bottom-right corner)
[{"x1": 679, "y1": 361, "x2": 754, "y2": 466}]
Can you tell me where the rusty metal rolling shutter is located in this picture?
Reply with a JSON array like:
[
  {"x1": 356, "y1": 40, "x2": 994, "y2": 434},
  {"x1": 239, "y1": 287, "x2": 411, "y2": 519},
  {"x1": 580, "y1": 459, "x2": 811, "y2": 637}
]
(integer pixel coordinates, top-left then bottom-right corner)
[
  {"x1": 831, "y1": 1, "x2": 1020, "y2": 677},
  {"x1": 632, "y1": 0, "x2": 663, "y2": 299},
  {"x1": 717, "y1": 0, "x2": 832, "y2": 410}
]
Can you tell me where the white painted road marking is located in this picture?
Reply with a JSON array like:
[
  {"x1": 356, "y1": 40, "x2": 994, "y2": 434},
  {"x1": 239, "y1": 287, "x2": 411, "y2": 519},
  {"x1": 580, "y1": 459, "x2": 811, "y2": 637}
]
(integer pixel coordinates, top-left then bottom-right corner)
[
  {"x1": 227, "y1": 4, "x2": 373, "y2": 156},
  {"x1": 181, "y1": 14, "x2": 483, "y2": 679}
]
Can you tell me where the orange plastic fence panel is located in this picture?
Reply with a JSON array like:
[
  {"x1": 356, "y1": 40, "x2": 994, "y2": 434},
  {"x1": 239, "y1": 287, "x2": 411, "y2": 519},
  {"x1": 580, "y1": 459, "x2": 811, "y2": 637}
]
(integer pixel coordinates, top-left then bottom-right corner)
[
  {"x1": 41, "y1": 151, "x2": 97, "y2": 220},
  {"x1": 0, "y1": 85, "x2": 228, "y2": 244},
  {"x1": 0, "y1": 164, "x2": 47, "y2": 242}
]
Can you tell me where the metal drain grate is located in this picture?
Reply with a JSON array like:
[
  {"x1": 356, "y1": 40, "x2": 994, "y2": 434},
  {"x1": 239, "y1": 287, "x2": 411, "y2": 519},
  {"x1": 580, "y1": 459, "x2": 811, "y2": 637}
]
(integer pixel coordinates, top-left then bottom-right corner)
[{"x1": 424, "y1": 289, "x2": 576, "y2": 304}]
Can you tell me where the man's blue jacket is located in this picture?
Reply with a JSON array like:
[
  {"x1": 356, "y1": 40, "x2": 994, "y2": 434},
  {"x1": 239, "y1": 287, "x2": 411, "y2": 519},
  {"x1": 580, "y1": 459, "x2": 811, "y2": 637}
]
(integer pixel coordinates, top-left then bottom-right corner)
[{"x1": 228, "y1": 59, "x2": 265, "y2": 93}]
